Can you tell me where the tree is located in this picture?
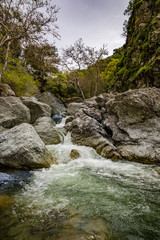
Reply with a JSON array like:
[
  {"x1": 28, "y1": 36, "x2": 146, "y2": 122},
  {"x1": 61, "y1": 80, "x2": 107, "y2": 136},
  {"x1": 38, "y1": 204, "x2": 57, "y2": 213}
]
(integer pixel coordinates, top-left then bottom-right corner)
[
  {"x1": 61, "y1": 38, "x2": 108, "y2": 99},
  {"x1": 24, "y1": 43, "x2": 59, "y2": 92},
  {"x1": 122, "y1": 0, "x2": 135, "y2": 37},
  {"x1": 85, "y1": 45, "x2": 108, "y2": 96},
  {"x1": 0, "y1": 0, "x2": 59, "y2": 82},
  {"x1": 61, "y1": 38, "x2": 87, "y2": 100}
]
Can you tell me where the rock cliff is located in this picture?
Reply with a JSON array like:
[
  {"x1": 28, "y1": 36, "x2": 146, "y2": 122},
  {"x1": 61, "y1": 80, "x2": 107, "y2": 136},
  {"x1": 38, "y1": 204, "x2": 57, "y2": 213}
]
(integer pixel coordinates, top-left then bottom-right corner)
[{"x1": 114, "y1": 0, "x2": 160, "y2": 91}]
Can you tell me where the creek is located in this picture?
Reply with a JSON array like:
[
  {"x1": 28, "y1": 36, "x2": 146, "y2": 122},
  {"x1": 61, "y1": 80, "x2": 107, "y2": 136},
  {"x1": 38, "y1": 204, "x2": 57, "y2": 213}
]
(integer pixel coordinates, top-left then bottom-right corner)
[{"x1": 0, "y1": 119, "x2": 160, "y2": 240}]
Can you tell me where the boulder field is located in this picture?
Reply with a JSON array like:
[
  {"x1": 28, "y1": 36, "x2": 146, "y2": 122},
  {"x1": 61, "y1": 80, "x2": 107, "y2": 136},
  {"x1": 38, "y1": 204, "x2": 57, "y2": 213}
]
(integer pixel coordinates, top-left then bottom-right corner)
[
  {"x1": 65, "y1": 87, "x2": 160, "y2": 164},
  {"x1": 0, "y1": 87, "x2": 66, "y2": 169}
]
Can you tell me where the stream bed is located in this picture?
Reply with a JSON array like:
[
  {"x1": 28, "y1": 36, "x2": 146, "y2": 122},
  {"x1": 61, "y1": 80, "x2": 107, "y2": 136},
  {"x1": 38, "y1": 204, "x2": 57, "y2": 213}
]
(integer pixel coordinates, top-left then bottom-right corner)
[{"x1": 0, "y1": 121, "x2": 160, "y2": 240}]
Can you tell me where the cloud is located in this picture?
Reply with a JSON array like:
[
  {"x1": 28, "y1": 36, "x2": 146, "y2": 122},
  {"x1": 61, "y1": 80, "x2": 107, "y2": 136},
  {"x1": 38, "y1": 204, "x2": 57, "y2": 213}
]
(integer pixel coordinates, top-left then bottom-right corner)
[{"x1": 53, "y1": 0, "x2": 129, "y2": 54}]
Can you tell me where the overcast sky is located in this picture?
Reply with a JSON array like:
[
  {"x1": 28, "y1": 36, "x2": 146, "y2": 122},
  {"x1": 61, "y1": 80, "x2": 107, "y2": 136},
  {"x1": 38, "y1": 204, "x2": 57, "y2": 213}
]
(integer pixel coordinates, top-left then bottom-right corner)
[{"x1": 53, "y1": 0, "x2": 130, "y2": 55}]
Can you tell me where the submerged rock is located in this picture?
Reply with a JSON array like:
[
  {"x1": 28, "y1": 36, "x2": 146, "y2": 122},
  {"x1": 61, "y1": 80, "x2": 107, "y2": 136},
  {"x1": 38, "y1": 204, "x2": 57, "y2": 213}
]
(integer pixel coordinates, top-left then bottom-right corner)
[
  {"x1": 57, "y1": 215, "x2": 110, "y2": 240},
  {"x1": 21, "y1": 97, "x2": 51, "y2": 124},
  {"x1": 34, "y1": 117, "x2": 62, "y2": 145},
  {"x1": 65, "y1": 88, "x2": 160, "y2": 164},
  {"x1": 0, "y1": 123, "x2": 57, "y2": 169},
  {"x1": 0, "y1": 97, "x2": 30, "y2": 128}
]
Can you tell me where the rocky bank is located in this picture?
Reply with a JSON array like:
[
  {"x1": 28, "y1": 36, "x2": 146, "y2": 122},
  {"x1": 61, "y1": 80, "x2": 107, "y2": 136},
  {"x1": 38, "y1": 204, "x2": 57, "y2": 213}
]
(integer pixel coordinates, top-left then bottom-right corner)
[
  {"x1": 65, "y1": 87, "x2": 160, "y2": 164},
  {"x1": 0, "y1": 84, "x2": 66, "y2": 169}
]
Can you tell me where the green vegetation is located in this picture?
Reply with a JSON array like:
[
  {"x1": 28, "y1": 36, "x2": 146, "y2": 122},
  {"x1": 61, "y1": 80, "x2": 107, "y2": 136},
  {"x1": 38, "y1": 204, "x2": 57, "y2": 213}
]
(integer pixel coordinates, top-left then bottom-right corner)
[{"x1": 0, "y1": 0, "x2": 159, "y2": 98}]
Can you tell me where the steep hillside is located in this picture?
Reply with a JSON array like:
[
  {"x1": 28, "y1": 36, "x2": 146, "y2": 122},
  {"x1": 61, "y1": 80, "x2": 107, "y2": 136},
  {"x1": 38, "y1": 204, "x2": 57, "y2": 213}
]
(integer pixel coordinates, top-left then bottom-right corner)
[{"x1": 114, "y1": 0, "x2": 160, "y2": 91}]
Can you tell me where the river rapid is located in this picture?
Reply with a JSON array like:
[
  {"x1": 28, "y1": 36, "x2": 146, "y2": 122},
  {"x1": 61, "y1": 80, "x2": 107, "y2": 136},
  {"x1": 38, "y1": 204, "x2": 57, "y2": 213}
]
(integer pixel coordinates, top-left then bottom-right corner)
[{"x1": 0, "y1": 119, "x2": 160, "y2": 240}]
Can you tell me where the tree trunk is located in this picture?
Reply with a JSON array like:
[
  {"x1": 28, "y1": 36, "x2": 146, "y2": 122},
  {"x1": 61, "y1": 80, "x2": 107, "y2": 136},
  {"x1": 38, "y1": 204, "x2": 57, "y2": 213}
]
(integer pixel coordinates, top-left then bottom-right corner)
[
  {"x1": 0, "y1": 40, "x2": 11, "y2": 83},
  {"x1": 94, "y1": 67, "x2": 99, "y2": 96},
  {"x1": 77, "y1": 81, "x2": 85, "y2": 100}
]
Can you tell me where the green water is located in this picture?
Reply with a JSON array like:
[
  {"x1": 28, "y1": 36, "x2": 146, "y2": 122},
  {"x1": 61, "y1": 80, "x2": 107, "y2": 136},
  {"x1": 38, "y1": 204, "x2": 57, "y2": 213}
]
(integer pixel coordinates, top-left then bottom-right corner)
[{"x1": 0, "y1": 133, "x2": 160, "y2": 240}]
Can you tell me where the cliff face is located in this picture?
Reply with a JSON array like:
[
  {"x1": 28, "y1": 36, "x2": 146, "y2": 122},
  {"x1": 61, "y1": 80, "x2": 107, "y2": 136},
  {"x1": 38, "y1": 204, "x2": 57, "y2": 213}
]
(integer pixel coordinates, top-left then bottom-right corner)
[{"x1": 114, "y1": 0, "x2": 160, "y2": 91}]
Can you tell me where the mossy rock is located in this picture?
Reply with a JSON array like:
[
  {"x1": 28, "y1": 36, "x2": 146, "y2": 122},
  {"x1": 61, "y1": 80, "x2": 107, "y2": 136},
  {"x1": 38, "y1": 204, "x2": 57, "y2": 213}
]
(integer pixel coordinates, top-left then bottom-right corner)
[{"x1": 70, "y1": 149, "x2": 81, "y2": 160}]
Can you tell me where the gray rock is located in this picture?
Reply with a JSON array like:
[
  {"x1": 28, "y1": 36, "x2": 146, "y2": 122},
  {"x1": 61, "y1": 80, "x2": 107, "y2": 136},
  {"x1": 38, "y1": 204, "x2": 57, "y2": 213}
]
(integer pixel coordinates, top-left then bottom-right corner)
[
  {"x1": 0, "y1": 123, "x2": 56, "y2": 169},
  {"x1": 67, "y1": 102, "x2": 86, "y2": 116},
  {"x1": 34, "y1": 116, "x2": 56, "y2": 126},
  {"x1": 65, "y1": 88, "x2": 160, "y2": 164},
  {"x1": 38, "y1": 92, "x2": 66, "y2": 115},
  {"x1": 34, "y1": 117, "x2": 62, "y2": 145},
  {"x1": 0, "y1": 97, "x2": 31, "y2": 128},
  {"x1": 21, "y1": 97, "x2": 51, "y2": 124}
]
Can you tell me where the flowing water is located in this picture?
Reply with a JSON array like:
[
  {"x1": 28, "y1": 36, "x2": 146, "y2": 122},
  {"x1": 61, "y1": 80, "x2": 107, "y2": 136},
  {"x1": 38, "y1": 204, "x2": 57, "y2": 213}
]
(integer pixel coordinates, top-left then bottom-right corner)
[{"x1": 0, "y1": 119, "x2": 160, "y2": 240}]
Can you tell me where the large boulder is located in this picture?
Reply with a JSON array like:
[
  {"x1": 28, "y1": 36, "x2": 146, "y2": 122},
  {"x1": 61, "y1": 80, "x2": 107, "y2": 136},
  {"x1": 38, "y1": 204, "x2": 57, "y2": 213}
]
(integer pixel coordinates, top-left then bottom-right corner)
[
  {"x1": 34, "y1": 117, "x2": 62, "y2": 145},
  {"x1": 0, "y1": 123, "x2": 57, "y2": 169},
  {"x1": 0, "y1": 97, "x2": 30, "y2": 128},
  {"x1": 21, "y1": 97, "x2": 51, "y2": 124},
  {"x1": 38, "y1": 92, "x2": 66, "y2": 116},
  {"x1": 102, "y1": 87, "x2": 160, "y2": 163},
  {"x1": 65, "y1": 88, "x2": 160, "y2": 164},
  {"x1": 0, "y1": 84, "x2": 15, "y2": 97}
]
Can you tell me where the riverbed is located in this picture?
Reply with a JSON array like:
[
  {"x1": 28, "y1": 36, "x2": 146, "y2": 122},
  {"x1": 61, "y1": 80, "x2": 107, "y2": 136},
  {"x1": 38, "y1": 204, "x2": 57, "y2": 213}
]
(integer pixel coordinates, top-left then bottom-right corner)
[{"x1": 0, "y1": 121, "x2": 160, "y2": 240}]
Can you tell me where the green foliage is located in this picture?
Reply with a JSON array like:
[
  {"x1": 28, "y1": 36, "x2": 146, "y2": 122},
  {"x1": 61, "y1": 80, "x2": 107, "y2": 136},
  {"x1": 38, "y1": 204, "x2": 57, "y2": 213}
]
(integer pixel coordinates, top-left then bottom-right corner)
[
  {"x1": 1, "y1": 60, "x2": 38, "y2": 96},
  {"x1": 45, "y1": 73, "x2": 77, "y2": 100}
]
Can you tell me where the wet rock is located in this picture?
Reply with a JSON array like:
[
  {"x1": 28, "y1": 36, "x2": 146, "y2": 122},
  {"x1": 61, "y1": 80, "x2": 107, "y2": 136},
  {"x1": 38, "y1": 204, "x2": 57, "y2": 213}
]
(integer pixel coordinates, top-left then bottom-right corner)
[
  {"x1": 65, "y1": 108, "x2": 118, "y2": 159},
  {"x1": 38, "y1": 92, "x2": 66, "y2": 115},
  {"x1": 52, "y1": 113, "x2": 66, "y2": 124},
  {"x1": 34, "y1": 117, "x2": 62, "y2": 145},
  {"x1": 0, "y1": 194, "x2": 14, "y2": 209},
  {"x1": 0, "y1": 123, "x2": 57, "y2": 169},
  {"x1": 0, "y1": 84, "x2": 15, "y2": 97},
  {"x1": 70, "y1": 149, "x2": 81, "y2": 160},
  {"x1": 21, "y1": 97, "x2": 51, "y2": 124},
  {"x1": 57, "y1": 215, "x2": 110, "y2": 240},
  {"x1": 0, "y1": 97, "x2": 31, "y2": 128},
  {"x1": 0, "y1": 171, "x2": 31, "y2": 193}
]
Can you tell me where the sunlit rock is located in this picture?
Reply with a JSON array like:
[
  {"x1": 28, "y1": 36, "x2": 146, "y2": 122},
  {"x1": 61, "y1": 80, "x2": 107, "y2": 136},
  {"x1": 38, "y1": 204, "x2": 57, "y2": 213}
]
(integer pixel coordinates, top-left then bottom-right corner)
[{"x1": 0, "y1": 97, "x2": 30, "y2": 128}]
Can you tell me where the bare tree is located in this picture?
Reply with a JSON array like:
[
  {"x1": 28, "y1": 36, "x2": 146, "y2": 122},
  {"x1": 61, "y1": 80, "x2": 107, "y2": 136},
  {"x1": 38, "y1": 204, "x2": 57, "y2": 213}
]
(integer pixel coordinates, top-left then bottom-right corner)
[
  {"x1": 61, "y1": 38, "x2": 86, "y2": 100},
  {"x1": 61, "y1": 39, "x2": 108, "y2": 99},
  {"x1": 85, "y1": 45, "x2": 108, "y2": 96},
  {"x1": 0, "y1": 0, "x2": 59, "y2": 82}
]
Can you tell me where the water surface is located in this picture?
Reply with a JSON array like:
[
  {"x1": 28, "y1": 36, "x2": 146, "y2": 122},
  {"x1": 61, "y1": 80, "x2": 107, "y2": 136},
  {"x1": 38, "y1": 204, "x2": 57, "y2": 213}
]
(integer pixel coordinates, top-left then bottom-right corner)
[{"x1": 0, "y1": 124, "x2": 160, "y2": 240}]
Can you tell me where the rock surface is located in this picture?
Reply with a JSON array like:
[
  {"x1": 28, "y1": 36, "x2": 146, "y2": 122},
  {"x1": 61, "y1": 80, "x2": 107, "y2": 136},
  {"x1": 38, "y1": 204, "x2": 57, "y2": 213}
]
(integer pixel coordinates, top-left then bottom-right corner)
[
  {"x1": 65, "y1": 88, "x2": 160, "y2": 164},
  {"x1": 0, "y1": 84, "x2": 15, "y2": 97},
  {"x1": 0, "y1": 97, "x2": 31, "y2": 128},
  {"x1": 38, "y1": 92, "x2": 66, "y2": 115},
  {"x1": 114, "y1": 0, "x2": 160, "y2": 90},
  {"x1": 0, "y1": 123, "x2": 57, "y2": 169},
  {"x1": 21, "y1": 97, "x2": 51, "y2": 124},
  {"x1": 67, "y1": 102, "x2": 87, "y2": 116},
  {"x1": 70, "y1": 149, "x2": 81, "y2": 160},
  {"x1": 34, "y1": 117, "x2": 62, "y2": 145}
]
